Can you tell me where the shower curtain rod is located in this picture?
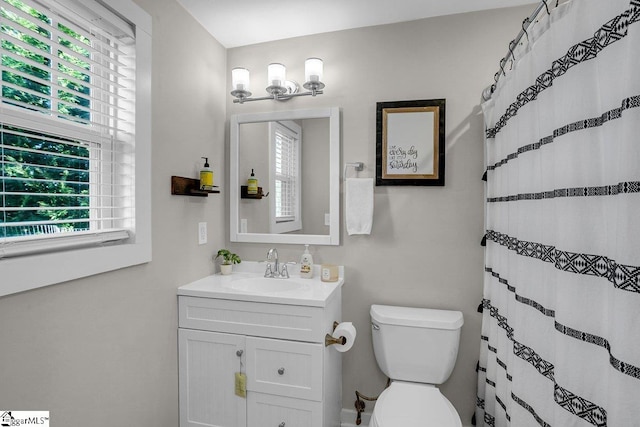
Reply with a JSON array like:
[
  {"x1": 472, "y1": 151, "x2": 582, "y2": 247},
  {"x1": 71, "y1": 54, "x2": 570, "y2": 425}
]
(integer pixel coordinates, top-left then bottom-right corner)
[{"x1": 485, "y1": 0, "x2": 557, "y2": 100}]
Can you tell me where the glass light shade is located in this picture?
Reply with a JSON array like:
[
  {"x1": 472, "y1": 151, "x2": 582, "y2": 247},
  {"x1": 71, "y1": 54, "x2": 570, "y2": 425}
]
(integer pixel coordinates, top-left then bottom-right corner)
[
  {"x1": 232, "y1": 67, "x2": 250, "y2": 92},
  {"x1": 267, "y1": 63, "x2": 286, "y2": 88},
  {"x1": 305, "y1": 57, "x2": 323, "y2": 83}
]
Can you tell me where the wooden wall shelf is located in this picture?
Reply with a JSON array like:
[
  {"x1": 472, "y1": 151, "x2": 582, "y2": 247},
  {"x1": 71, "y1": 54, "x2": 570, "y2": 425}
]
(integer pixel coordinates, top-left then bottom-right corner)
[
  {"x1": 241, "y1": 185, "x2": 266, "y2": 199},
  {"x1": 171, "y1": 176, "x2": 219, "y2": 197}
]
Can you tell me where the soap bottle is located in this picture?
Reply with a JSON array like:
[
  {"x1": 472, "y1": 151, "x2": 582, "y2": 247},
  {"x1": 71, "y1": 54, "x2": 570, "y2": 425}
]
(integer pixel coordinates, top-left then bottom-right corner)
[
  {"x1": 200, "y1": 157, "x2": 213, "y2": 190},
  {"x1": 247, "y1": 169, "x2": 258, "y2": 195},
  {"x1": 300, "y1": 244, "x2": 313, "y2": 278}
]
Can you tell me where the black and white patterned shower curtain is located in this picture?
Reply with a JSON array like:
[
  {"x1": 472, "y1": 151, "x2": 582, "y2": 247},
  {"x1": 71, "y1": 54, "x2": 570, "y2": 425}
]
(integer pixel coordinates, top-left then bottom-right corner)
[{"x1": 477, "y1": 0, "x2": 640, "y2": 426}]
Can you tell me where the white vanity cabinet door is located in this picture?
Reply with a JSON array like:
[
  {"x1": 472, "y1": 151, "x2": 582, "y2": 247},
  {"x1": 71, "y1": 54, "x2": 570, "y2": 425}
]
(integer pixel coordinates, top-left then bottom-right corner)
[
  {"x1": 179, "y1": 329, "x2": 246, "y2": 427},
  {"x1": 178, "y1": 289, "x2": 342, "y2": 427},
  {"x1": 247, "y1": 393, "x2": 322, "y2": 427},
  {"x1": 245, "y1": 337, "x2": 323, "y2": 401}
]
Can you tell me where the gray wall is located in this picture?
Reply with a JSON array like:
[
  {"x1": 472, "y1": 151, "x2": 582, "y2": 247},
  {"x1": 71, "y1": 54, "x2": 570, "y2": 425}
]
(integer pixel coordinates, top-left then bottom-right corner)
[
  {"x1": 238, "y1": 122, "x2": 270, "y2": 232},
  {"x1": 226, "y1": 6, "x2": 529, "y2": 424},
  {"x1": 0, "y1": 3, "x2": 530, "y2": 427},
  {"x1": 300, "y1": 118, "x2": 331, "y2": 235},
  {"x1": 0, "y1": 0, "x2": 226, "y2": 426}
]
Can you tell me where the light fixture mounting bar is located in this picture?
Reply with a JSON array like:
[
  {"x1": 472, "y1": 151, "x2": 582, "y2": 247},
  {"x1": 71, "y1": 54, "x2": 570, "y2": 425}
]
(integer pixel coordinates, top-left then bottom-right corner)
[{"x1": 233, "y1": 90, "x2": 324, "y2": 104}]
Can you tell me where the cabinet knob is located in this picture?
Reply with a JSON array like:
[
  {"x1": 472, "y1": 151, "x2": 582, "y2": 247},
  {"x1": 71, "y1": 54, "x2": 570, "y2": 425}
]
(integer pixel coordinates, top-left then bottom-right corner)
[
  {"x1": 277, "y1": 367, "x2": 285, "y2": 375},
  {"x1": 236, "y1": 350, "x2": 243, "y2": 357}
]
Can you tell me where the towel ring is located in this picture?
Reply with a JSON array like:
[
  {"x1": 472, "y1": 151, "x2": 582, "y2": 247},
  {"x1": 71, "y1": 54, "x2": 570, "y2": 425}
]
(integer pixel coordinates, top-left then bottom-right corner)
[{"x1": 344, "y1": 162, "x2": 364, "y2": 178}]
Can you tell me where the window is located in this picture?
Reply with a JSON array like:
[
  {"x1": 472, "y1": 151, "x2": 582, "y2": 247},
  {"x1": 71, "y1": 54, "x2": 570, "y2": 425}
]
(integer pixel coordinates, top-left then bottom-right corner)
[
  {"x1": 269, "y1": 120, "x2": 301, "y2": 234},
  {"x1": 0, "y1": 0, "x2": 151, "y2": 296}
]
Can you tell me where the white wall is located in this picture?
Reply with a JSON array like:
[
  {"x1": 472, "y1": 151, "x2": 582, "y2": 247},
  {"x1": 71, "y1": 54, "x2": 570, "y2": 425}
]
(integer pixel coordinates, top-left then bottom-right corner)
[
  {"x1": 0, "y1": 0, "x2": 226, "y2": 425},
  {"x1": 0, "y1": 3, "x2": 532, "y2": 426},
  {"x1": 226, "y1": 6, "x2": 530, "y2": 424}
]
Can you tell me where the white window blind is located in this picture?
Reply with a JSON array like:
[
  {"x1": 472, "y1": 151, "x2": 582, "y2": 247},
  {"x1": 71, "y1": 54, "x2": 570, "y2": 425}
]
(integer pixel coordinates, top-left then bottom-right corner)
[
  {"x1": 1, "y1": 0, "x2": 136, "y2": 258},
  {"x1": 270, "y1": 120, "x2": 301, "y2": 234},
  {"x1": 275, "y1": 126, "x2": 296, "y2": 222}
]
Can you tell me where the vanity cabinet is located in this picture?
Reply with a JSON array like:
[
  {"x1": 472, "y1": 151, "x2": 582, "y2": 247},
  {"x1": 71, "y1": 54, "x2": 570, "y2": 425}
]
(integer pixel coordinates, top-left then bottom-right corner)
[
  {"x1": 178, "y1": 329, "x2": 246, "y2": 426},
  {"x1": 178, "y1": 291, "x2": 342, "y2": 427}
]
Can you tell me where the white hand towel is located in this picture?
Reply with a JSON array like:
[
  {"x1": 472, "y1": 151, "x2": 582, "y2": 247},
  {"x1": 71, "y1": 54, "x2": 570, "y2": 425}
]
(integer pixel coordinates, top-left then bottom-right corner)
[{"x1": 346, "y1": 178, "x2": 374, "y2": 235}]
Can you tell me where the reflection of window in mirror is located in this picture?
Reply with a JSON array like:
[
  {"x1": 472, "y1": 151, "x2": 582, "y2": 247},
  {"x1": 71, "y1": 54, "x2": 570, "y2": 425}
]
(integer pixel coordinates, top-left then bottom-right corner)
[{"x1": 270, "y1": 121, "x2": 302, "y2": 234}]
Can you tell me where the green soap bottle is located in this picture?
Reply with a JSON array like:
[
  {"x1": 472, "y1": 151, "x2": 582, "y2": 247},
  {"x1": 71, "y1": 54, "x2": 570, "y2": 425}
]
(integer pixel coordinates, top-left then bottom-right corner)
[
  {"x1": 200, "y1": 157, "x2": 213, "y2": 190},
  {"x1": 247, "y1": 169, "x2": 258, "y2": 195}
]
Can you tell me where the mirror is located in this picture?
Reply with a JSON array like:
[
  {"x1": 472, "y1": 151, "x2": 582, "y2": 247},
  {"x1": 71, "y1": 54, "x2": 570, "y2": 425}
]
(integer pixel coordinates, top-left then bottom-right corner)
[{"x1": 230, "y1": 107, "x2": 340, "y2": 245}]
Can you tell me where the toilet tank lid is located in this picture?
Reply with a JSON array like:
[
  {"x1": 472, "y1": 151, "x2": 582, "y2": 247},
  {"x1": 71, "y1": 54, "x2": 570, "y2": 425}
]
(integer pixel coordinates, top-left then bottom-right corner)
[{"x1": 371, "y1": 305, "x2": 463, "y2": 330}]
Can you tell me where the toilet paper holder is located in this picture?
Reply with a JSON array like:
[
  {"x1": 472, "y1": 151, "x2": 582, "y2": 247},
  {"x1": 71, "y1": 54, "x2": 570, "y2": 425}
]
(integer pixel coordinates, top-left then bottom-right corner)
[{"x1": 325, "y1": 321, "x2": 347, "y2": 347}]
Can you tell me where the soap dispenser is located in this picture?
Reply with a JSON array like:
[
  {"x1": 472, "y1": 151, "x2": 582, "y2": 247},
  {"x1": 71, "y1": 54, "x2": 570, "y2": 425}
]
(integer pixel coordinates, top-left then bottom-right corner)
[
  {"x1": 247, "y1": 169, "x2": 258, "y2": 195},
  {"x1": 200, "y1": 157, "x2": 213, "y2": 190},
  {"x1": 300, "y1": 244, "x2": 313, "y2": 278}
]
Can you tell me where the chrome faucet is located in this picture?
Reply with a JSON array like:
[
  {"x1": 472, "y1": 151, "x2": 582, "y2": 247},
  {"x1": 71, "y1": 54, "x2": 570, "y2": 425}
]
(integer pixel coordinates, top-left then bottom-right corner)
[
  {"x1": 265, "y1": 248, "x2": 279, "y2": 278},
  {"x1": 265, "y1": 248, "x2": 294, "y2": 278}
]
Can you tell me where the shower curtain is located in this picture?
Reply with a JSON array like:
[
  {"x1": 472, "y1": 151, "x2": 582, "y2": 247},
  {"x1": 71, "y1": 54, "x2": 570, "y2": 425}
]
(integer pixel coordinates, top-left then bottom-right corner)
[{"x1": 477, "y1": 1, "x2": 640, "y2": 426}]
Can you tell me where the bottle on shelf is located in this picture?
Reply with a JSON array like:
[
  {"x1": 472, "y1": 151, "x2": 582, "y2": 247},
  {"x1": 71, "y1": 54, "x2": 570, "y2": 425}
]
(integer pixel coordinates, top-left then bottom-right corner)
[
  {"x1": 200, "y1": 157, "x2": 213, "y2": 191},
  {"x1": 247, "y1": 169, "x2": 258, "y2": 195}
]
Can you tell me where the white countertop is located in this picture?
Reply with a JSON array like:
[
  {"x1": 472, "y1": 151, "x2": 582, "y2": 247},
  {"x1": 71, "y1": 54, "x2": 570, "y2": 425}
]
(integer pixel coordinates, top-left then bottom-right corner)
[{"x1": 177, "y1": 261, "x2": 344, "y2": 307}]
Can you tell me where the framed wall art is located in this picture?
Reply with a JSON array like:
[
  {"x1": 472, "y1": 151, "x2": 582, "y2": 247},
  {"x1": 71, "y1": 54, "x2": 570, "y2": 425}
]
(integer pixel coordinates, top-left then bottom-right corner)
[{"x1": 376, "y1": 99, "x2": 446, "y2": 186}]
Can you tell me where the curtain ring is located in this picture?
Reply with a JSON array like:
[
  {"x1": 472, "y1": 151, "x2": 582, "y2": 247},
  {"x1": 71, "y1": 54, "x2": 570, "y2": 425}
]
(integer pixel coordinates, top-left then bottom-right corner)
[
  {"x1": 522, "y1": 17, "x2": 530, "y2": 42},
  {"x1": 542, "y1": 0, "x2": 550, "y2": 15},
  {"x1": 507, "y1": 40, "x2": 516, "y2": 70},
  {"x1": 499, "y1": 58, "x2": 507, "y2": 76}
]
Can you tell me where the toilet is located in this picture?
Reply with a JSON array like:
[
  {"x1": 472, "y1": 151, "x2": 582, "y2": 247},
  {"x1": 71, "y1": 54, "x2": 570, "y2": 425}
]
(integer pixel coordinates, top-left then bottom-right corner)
[{"x1": 369, "y1": 304, "x2": 464, "y2": 427}]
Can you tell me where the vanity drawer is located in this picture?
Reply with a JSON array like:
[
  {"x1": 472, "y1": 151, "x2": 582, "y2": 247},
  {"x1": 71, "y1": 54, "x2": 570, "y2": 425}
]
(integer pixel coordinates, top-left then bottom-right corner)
[
  {"x1": 179, "y1": 296, "x2": 324, "y2": 342},
  {"x1": 246, "y1": 337, "x2": 323, "y2": 401},
  {"x1": 247, "y1": 392, "x2": 322, "y2": 427}
]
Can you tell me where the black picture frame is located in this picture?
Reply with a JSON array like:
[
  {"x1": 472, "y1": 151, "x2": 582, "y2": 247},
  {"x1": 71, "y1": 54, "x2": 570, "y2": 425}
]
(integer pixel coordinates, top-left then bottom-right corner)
[{"x1": 376, "y1": 99, "x2": 446, "y2": 186}]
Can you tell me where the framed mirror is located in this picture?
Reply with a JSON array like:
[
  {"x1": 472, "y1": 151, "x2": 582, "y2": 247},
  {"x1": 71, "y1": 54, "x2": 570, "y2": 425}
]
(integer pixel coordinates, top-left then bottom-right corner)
[{"x1": 230, "y1": 107, "x2": 340, "y2": 245}]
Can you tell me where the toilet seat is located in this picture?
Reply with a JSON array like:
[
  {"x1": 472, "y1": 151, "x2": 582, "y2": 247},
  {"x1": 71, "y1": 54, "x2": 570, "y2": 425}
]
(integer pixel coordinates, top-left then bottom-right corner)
[{"x1": 369, "y1": 382, "x2": 462, "y2": 427}]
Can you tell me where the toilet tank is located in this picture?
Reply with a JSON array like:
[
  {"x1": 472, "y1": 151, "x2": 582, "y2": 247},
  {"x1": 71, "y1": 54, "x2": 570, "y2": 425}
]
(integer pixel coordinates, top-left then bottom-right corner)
[{"x1": 370, "y1": 305, "x2": 464, "y2": 384}]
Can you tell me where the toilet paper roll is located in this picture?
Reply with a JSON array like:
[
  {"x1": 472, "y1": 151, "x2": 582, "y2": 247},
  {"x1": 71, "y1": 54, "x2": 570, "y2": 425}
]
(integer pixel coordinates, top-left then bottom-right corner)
[{"x1": 332, "y1": 322, "x2": 356, "y2": 353}]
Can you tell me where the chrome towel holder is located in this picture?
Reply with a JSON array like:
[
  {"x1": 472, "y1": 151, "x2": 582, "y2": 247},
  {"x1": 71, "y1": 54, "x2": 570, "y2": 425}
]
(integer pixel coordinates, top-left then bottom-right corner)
[{"x1": 344, "y1": 162, "x2": 364, "y2": 178}]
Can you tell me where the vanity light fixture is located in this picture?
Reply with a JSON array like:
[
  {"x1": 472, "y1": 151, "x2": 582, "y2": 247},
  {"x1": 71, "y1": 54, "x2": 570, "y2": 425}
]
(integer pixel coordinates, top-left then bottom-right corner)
[{"x1": 231, "y1": 58, "x2": 325, "y2": 104}]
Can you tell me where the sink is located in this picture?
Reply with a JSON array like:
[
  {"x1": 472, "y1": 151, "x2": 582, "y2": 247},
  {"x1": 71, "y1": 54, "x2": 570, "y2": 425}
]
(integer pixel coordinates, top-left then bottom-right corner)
[
  {"x1": 225, "y1": 277, "x2": 310, "y2": 294},
  {"x1": 178, "y1": 261, "x2": 343, "y2": 306}
]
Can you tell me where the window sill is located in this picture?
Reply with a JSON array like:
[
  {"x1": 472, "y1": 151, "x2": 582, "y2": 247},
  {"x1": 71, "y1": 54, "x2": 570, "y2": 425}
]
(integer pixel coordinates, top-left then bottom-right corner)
[{"x1": 0, "y1": 239, "x2": 151, "y2": 296}]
